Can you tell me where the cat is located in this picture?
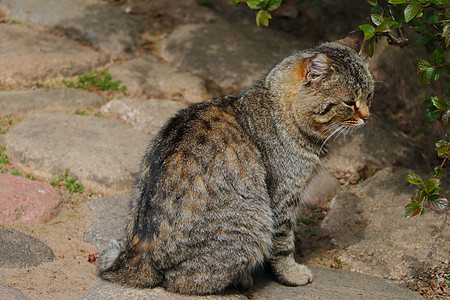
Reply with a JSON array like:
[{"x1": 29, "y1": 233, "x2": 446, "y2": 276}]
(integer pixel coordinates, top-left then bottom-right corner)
[{"x1": 97, "y1": 30, "x2": 374, "y2": 295}]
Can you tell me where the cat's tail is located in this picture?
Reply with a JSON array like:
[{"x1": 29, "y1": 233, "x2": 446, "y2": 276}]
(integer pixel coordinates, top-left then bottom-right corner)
[{"x1": 97, "y1": 239, "x2": 163, "y2": 288}]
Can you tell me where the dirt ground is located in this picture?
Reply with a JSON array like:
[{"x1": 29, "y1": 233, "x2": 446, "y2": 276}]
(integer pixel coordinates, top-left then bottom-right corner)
[{"x1": 0, "y1": 191, "x2": 100, "y2": 300}]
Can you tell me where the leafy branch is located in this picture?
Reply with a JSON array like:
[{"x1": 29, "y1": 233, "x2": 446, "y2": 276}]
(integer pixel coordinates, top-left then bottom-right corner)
[{"x1": 359, "y1": 0, "x2": 449, "y2": 217}]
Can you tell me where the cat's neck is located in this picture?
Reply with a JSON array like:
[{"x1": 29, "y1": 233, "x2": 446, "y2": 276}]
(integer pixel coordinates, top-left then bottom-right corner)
[{"x1": 233, "y1": 83, "x2": 325, "y2": 159}]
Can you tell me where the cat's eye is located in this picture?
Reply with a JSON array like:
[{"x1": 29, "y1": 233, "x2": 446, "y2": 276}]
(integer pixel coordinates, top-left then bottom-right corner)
[{"x1": 344, "y1": 98, "x2": 356, "y2": 107}]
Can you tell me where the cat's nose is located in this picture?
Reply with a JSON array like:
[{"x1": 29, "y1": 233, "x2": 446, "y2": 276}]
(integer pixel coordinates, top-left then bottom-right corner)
[{"x1": 361, "y1": 113, "x2": 370, "y2": 122}]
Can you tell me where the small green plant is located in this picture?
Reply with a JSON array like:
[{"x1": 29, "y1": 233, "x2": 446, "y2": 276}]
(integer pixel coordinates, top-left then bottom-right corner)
[
  {"x1": 11, "y1": 170, "x2": 21, "y2": 176},
  {"x1": 62, "y1": 70, "x2": 127, "y2": 96},
  {"x1": 2, "y1": 19, "x2": 22, "y2": 25},
  {"x1": 0, "y1": 167, "x2": 7, "y2": 174},
  {"x1": 0, "y1": 114, "x2": 14, "y2": 135},
  {"x1": 0, "y1": 145, "x2": 9, "y2": 164},
  {"x1": 230, "y1": 0, "x2": 282, "y2": 26},
  {"x1": 404, "y1": 165, "x2": 448, "y2": 217},
  {"x1": 25, "y1": 174, "x2": 36, "y2": 180},
  {"x1": 51, "y1": 172, "x2": 84, "y2": 194},
  {"x1": 358, "y1": 0, "x2": 450, "y2": 217},
  {"x1": 74, "y1": 109, "x2": 88, "y2": 116}
]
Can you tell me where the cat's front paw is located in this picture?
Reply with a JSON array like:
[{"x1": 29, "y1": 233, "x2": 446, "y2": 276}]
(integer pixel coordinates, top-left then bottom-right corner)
[{"x1": 272, "y1": 256, "x2": 313, "y2": 286}]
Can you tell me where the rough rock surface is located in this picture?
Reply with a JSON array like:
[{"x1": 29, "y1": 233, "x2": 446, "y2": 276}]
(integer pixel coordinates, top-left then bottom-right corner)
[
  {"x1": 329, "y1": 118, "x2": 428, "y2": 171},
  {"x1": 0, "y1": 284, "x2": 29, "y2": 300},
  {"x1": 101, "y1": 98, "x2": 187, "y2": 136},
  {"x1": 0, "y1": 89, "x2": 106, "y2": 114},
  {"x1": 0, "y1": 24, "x2": 109, "y2": 87},
  {"x1": 1, "y1": 113, "x2": 149, "y2": 194},
  {"x1": 0, "y1": 0, "x2": 139, "y2": 54},
  {"x1": 322, "y1": 167, "x2": 449, "y2": 280},
  {"x1": 0, "y1": 229, "x2": 54, "y2": 268},
  {"x1": 250, "y1": 267, "x2": 423, "y2": 300},
  {"x1": 0, "y1": 174, "x2": 63, "y2": 225},
  {"x1": 85, "y1": 195, "x2": 129, "y2": 251},
  {"x1": 82, "y1": 267, "x2": 423, "y2": 300},
  {"x1": 161, "y1": 23, "x2": 308, "y2": 94},
  {"x1": 82, "y1": 281, "x2": 246, "y2": 300},
  {"x1": 109, "y1": 56, "x2": 210, "y2": 103}
]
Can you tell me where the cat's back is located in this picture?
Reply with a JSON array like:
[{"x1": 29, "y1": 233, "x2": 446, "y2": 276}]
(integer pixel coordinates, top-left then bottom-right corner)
[{"x1": 138, "y1": 95, "x2": 269, "y2": 216}]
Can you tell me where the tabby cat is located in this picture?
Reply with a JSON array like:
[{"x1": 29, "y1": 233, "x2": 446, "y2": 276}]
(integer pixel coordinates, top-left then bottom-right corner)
[{"x1": 98, "y1": 30, "x2": 374, "y2": 295}]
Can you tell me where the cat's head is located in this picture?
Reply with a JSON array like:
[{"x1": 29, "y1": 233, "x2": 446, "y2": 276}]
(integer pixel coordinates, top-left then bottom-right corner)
[{"x1": 267, "y1": 30, "x2": 374, "y2": 148}]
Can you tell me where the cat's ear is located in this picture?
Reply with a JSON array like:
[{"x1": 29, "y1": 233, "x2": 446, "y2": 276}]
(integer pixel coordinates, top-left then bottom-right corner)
[
  {"x1": 336, "y1": 30, "x2": 365, "y2": 54},
  {"x1": 305, "y1": 54, "x2": 329, "y2": 81}
]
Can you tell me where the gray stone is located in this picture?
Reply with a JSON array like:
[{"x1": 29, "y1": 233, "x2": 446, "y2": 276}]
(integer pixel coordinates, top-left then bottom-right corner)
[
  {"x1": 161, "y1": 23, "x2": 307, "y2": 94},
  {"x1": 303, "y1": 170, "x2": 341, "y2": 209},
  {"x1": 1, "y1": 113, "x2": 148, "y2": 194},
  {"x1": 0, "y1": 24, "x2": 109, "y2": 87},
  {"x1": 0, "y1": 284, "x2": 29, "y2": 300},
  {"x1": 250, "y1": 267, "x2": 423, "y2": 300},
  {"x1": 322, "y1": 167, "x2": 449, "y2": 281},
  {"x1": 0, "y1": 229, "x2": 54, "y2": 268},
  {"x1": 0, "y1": 89, "x2": 105, "y2": 114},
  {"x1": 329, "y1": 117, "x2": 428, "y2": 171},
  {"x1": 109, "y1": 56, "x2": 210, "y2": 103},
  {"x1": 83, "y1": 281, "x2": 246, "y2": 300},
  {"x1": 101, "y1": 98, "x2": 187, "y2": 136},
  {"x1": 0, "y1": 0, "x2": 139, "y2": 54},
  {"x1": 85, "y1": 195, "x2": 129, "y2": 250}
]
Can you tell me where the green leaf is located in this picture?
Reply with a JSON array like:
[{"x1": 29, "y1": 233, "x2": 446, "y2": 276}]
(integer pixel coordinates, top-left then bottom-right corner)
[
  {"x1": 443, "y1": 23, "x2": 450, "y2": 48},
  {"x1": 367, "y1": 0, "x2": 377, "y2": 5},
  {"x1": 364, "y1": 38, "x2": 375, "y2": 57},
  {"x1": 404, "y1": 3, "x2": 421, "y2": 23},
  {"x1": 371, "y1": 14, "x2": 383, "y2": 26},
  {"x1": 426, "y1": 110, "x2": 440, "y2": 123},
  {"x1": 435, "y1": 140, "x2": 449, "y2": 147},
  {"x1": 414, "y1": 59, "x2": 431, "y2": 71},
  {"x1": 431, "y1": 96, "x2": 450, "y2": 110},
  {"x1": 266, "y1": 0, "x2": 282, "y2": 11},
  {"x1": 421, "y1": 67, "x2": 435, "y2": 85},
  {"x1": 406, "y1": 173, "x2": 424, "y2": 186},
  {"x1": 430, "y1": 48, "x2": 446, "y2": 66},
  {"x1": 424, "y1": 178, "x2": 440, "y2": 194},
  {"x1": 388, "y1": 0, "x2": 407, "y2": 3},
  {"x1": 247, "y1": 0, "x2": 264, "y2": 9},
  {"x1": 435, "y1": 141, "x2": 449, "y2": 156},
  {"x1": 444, "y1": 78, "x2": 450, "y2": 89},
  {"x1": 403, "y1": 202, "x2": 422, "y2": 218},
  {"x1": 359, "y1": 24, "x2": 376, "y2": 39},
  {"x1": 375, "y1": 23, "x2": 390, "y2": 33},
  {"x1": 427, "y1": 194, "x2": 449, "y2": 211},
  {"x1": 434, "y1": 166, "x2": 443, "y2": 179},
  {"x1": 256, "y1": 9, "x2": 271, "y2": 26},
  {"x1": 442, "y1": 110, "x2": 450, "y2": 128}
]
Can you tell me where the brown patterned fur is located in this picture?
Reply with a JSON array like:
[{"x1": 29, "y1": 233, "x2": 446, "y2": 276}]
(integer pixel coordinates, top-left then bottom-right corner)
[{"x1": 98, "y1": 30, "x2": 374, "y2": 295}]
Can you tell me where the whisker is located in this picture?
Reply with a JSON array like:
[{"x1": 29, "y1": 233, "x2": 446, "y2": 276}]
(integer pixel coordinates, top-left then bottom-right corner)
[
  {"x1": 318, "y1": 125, "x2": 343, "y2": 155},
  {"x1": 315, "y1": 122, "x2": 341, "y2": 146}
]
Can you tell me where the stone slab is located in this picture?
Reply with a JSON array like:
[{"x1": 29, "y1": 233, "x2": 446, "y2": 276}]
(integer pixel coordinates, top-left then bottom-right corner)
[
  {"x1": 0, "y1": 24, "x2": 109, "y2": 87},
  {"x1": 0, "y1": 229, "x2": 54, "y2": 268},
  {"x1": 0, "y1": 89, "x2": 106, "y2": 114},
  {"x1": 0, "y1": 284, "x2": 29, "y2": 300},
  {"x1": 322, "y1": 167, "x2": 449, "y2": 281},
  {"x1": 85, "y1": 195, "x2": 129, "y2": 251},
  {"x1": 0, "y1": 0, "x2": 139, "y2": 54},
  {"x1": 0, "y1": 174, "x2": 63, "y2": 225},
  {"x1": 161, "y1": 23, "x2": 307, "y2": 94},
  {"x1": 109, "y1": 56, "x2": 210, "y2": 103},
  {"x1": 1, "y1": 113, "x2": 149, "y2": 194},
  {"x1": 101, "y1": 98, "x2": 187, "y2": 136}
]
